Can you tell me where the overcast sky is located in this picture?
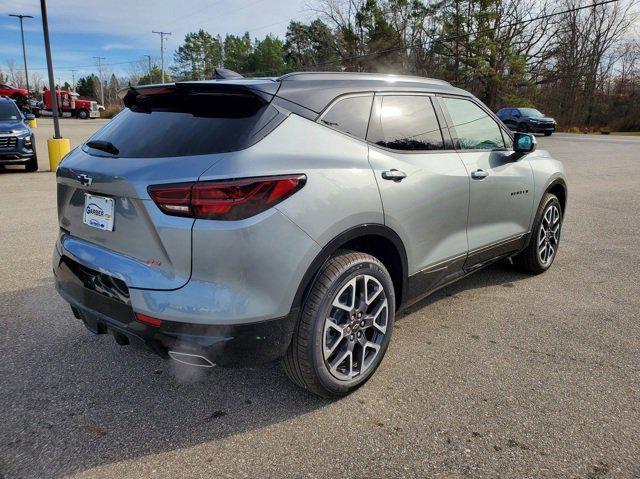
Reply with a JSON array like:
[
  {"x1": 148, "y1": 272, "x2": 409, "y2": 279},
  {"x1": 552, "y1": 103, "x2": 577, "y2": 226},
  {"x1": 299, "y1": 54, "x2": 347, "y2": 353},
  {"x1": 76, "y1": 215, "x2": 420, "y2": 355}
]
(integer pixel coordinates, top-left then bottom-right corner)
[{"x1": 0, "y1": 0, "x2": 310, "y2": 85}]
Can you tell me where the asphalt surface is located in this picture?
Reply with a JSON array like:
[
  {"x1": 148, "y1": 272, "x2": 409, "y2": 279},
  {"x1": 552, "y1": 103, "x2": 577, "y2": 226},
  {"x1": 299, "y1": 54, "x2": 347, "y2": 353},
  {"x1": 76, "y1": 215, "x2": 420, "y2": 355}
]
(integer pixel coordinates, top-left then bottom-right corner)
[{"x1": 1, "y1": 129, "x2": 639, "y2": 478}]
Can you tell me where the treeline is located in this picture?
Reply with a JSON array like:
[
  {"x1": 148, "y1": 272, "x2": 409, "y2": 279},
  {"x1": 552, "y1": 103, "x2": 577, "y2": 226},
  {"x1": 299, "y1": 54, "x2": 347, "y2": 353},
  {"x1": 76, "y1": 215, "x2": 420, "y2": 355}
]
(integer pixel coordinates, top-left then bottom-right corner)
[{"x1": 169, "y1": 0, "x2": 639, "y2": 131}]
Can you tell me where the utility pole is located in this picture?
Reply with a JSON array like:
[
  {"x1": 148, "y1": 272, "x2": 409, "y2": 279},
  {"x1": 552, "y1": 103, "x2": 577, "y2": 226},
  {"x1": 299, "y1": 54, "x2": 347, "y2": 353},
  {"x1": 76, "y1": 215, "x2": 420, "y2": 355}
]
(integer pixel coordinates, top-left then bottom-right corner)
[
  {"x1": 152, "y1": 31, "x2": 171, "y2": 83},
  {"x1": 143, "y1": 55, "x2": 152, "y2": 82},
  {"x1": 8, "y1": 14, "x2": 34, "y2": 111},
  {"x1": 71, "y1": 69, "x2": 77, "y2": 92},
  {"x1": 93, "y1": 56, "x2": 105, "y2": 106}
]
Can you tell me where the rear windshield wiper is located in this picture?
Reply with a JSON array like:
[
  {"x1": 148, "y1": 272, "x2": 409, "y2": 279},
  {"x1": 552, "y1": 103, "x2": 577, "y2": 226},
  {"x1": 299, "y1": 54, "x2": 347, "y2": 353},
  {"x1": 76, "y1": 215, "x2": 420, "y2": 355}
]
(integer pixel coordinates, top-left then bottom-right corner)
[{"x1": 86, "y1": 140, "x2": 119, "y2": 155}]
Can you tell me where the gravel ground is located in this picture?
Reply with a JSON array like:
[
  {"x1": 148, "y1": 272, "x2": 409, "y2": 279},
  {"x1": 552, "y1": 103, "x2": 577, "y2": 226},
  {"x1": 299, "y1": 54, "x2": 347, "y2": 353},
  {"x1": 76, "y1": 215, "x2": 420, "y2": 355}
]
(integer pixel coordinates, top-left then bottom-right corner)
[{"x1": 0, "y1": 132, "x2": 639, "y2": 478}]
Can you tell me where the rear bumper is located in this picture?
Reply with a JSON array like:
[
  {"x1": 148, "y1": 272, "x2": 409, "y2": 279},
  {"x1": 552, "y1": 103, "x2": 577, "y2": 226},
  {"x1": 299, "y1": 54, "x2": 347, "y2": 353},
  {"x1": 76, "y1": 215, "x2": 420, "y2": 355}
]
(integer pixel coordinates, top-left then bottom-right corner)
[{"x1": 53, "y1": 252, "x2": 298, "y2": 366}]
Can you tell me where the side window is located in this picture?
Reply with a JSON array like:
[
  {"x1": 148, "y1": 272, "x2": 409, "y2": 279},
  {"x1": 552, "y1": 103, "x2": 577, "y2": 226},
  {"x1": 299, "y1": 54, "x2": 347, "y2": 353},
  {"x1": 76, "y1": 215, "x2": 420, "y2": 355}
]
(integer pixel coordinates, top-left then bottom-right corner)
[
  {"x1": 370, "y1": 95, "x2": 443, "y2": 151},
  {"x1": 320, "y1": 95, "x2": 373, "y2": 140},
  {"x1": 442, "y1": 97, "x2": 505, "y2": 150}
]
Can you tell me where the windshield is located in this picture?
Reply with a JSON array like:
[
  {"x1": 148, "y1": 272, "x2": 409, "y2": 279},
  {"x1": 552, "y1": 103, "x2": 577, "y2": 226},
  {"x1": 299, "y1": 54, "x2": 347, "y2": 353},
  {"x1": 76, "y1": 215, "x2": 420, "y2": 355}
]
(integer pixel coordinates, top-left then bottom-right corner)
[
  {"x1": 0, "y1": 102, "x2": 21, "y2": 121},
  {"x1": 519, "y1": 108, "x2": 544, "y2": 118}
]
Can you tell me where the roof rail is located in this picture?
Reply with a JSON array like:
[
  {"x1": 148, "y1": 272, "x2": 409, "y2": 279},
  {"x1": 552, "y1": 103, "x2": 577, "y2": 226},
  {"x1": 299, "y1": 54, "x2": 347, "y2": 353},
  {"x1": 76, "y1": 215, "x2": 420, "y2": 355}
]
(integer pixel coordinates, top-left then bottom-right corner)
[{"x1": 278, "y1": 71, "x2": 451, "y2": 86}]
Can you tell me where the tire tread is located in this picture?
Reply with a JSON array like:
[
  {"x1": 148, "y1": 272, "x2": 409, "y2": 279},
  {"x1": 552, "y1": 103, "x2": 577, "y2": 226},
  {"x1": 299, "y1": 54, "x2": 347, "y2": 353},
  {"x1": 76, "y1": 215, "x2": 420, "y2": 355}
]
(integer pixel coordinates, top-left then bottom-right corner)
[{"x1": 282, "y1": 251, "x2": 389, "y2": 398}]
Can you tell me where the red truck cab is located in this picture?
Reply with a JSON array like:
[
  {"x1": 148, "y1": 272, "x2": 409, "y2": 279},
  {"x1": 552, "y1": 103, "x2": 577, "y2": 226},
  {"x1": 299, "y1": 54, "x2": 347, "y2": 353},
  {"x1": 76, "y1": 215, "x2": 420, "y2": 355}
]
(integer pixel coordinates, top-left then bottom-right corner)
[{"x1": 42, "y1": 90, "x2": 101, "y2": 119}]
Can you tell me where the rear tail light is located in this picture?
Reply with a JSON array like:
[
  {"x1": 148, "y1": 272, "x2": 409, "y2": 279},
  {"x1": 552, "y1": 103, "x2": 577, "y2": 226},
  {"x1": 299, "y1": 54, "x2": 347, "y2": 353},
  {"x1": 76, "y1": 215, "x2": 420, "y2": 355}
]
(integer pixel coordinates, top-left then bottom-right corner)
[{"x1": 148, "y1": 174, "x2": 306, "y2": 220}]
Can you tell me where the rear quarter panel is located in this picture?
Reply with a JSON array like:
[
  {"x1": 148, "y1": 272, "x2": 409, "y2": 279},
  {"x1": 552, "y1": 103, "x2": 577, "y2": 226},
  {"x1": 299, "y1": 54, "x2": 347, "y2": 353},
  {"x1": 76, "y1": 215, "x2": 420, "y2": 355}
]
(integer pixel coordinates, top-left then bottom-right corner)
[{"x1": 198, "y1": 114, "x2": 384, "y2": 245}]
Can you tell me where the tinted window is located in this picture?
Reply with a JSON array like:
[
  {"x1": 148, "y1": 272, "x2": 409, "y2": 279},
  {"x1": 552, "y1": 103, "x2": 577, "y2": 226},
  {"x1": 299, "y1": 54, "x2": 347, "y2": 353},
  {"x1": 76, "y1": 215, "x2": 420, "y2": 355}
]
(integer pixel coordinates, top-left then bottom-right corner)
[
  {"x1": 519, "y1": 108, "x2": 544, "y2": 118},
  {"x1": 0, "y1": 101, "x2": 21, "y2": 120},
  {"x1": 372, "y1": 96, "x2": 443, "y2": 151},
  {"x1": 85, "y1": 92, "x2": 277, "y2": 158},
  {"x1": 320, "y1": 95, "x2": 372, "y2": 139},
  {"x1": 442, "y1": 97, "x2": 505, "y2": 150}
]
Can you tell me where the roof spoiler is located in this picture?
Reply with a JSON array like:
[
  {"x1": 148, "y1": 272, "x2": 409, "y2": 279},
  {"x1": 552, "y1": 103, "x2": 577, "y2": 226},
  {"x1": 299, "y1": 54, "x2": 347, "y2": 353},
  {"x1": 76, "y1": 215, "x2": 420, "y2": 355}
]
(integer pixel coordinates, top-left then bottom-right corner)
[
  {"x1": 119, "y1": 80, "x2": 279, "y2": 109},
  {"x1": 214, "y1": 68, "x2": 244, "y2": 79}
]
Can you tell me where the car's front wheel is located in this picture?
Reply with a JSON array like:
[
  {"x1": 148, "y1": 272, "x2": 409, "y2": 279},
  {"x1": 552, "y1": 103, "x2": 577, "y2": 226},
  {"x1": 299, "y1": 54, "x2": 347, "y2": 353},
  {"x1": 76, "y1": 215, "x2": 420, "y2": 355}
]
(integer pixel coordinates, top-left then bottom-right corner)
[
  {"x1": 512, "y1": 193, "x2": 562, "y2": 274},
  {"x1": 282, "y1": 251, "x2": 395, "y2": 398}
]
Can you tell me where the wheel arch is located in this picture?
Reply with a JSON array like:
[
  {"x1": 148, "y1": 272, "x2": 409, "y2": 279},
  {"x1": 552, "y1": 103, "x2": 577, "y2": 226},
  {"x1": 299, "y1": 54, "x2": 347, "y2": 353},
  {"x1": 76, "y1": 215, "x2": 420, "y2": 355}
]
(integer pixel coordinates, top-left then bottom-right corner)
[
  {"x1": 292, "y1": 224, "x2": 408, "y2": 314},
  {"x1": 546, "y1": 178, "x2": 567, "y2": 214}
]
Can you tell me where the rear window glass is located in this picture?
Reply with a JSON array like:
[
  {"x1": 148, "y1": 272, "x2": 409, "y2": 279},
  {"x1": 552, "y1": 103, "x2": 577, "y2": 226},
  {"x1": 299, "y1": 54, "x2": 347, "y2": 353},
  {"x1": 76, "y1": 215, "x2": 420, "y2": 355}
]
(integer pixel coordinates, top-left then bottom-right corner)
[
  {"x1": 85, "y1": 92, "x2": 276, "y2": 158},
  {"x1": 320, "y1": 95, "x2": 373, "y2": 140}
]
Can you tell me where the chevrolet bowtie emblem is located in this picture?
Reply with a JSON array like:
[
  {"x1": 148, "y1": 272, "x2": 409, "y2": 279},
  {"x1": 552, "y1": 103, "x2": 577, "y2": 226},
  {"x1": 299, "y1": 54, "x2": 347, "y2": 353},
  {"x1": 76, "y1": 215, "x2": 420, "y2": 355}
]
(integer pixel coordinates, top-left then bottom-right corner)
[{"x1": 77, "y1": 174, "x2": 93, "y2": 186}]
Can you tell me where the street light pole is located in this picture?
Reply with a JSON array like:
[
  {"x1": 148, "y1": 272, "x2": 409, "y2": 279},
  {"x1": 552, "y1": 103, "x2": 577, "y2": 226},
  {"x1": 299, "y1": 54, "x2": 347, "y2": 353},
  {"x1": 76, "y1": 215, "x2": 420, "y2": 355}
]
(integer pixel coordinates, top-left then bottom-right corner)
[
  {"x1": 8, "y1": 14, "x2": 34, "y2": 111},
  {"x1": 39, "y1": 0, "x2": 70, "y2": 171},
  {"x1": 39, "y1": 0, "x2": 60, "y2": 139}
]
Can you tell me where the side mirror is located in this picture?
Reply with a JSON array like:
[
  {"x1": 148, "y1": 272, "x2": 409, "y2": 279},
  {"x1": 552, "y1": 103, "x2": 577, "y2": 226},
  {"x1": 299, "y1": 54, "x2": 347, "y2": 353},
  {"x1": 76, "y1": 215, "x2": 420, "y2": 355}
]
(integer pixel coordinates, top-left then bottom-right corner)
[
  {"x1": 514, "y1": 132, "x2": 536, "y2": 154},
  {"x1": 25, "y1": 113, "x2": 36, "y2": 121}
]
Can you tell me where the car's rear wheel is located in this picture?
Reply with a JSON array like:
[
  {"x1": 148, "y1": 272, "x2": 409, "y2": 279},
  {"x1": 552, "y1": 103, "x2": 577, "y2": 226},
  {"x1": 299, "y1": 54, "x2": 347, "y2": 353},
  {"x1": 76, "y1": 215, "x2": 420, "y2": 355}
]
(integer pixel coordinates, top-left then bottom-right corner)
[
  {"x1": 544, "y1": 132, "x2": 553, "y2": 136},
  {"x1": 518, "y1": 123, "x2": 530, "y2": 133},
  {"x1": 512, "y1": 193, "x2": 562, "y2": 274},
  {"x1": 282, "y1": 251, "x2": 395, "y2": 398}
]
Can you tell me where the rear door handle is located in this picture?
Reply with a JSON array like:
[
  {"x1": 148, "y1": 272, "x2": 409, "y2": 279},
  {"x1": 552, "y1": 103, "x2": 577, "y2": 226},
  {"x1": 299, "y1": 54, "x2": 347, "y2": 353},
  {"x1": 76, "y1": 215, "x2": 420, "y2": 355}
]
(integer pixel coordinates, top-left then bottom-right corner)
[
  {"x1": 381, "y1": 169, "x2": 407, "y2": 182},
  {"x1": 471, "y1": 169, "x2": 489, "y2": 180}
]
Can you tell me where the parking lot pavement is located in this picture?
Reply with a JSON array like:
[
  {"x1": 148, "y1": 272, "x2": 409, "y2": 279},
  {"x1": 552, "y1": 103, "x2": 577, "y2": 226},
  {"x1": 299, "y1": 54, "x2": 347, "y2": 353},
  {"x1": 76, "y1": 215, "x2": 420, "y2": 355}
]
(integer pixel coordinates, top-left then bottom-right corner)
[{"x1": 1, "y1": 133, "x2": 639, "y2": 478}]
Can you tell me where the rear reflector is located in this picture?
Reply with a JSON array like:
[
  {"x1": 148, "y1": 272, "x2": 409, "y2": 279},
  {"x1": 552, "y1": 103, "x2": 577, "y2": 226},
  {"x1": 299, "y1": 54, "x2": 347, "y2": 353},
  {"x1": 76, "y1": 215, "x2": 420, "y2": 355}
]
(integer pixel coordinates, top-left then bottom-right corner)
[
  {"x1": 135, "y1": 313, "x2": 163, "y2": 327},
  {"x1": 148, "y1": 174, "x2": 306, "y2": 221}
]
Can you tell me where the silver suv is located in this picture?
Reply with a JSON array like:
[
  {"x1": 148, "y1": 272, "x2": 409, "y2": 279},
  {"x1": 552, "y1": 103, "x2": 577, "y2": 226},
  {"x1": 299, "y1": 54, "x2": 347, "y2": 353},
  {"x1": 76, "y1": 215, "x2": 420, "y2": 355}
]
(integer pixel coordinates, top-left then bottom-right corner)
[{"x1": 53, "y1": 72, "x2": 567, "y2": 398}]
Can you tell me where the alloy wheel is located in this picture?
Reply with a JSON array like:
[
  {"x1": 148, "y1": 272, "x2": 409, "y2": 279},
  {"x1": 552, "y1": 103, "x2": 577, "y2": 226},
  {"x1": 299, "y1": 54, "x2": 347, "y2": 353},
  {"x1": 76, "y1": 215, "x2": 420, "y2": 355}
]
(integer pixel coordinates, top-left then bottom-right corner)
[
  {"x1": 322, "y1": 274, "x2": 389, "y2": 381},
  {"x1": 538, "y1": 204, "x2": 561, "y2": 266}
]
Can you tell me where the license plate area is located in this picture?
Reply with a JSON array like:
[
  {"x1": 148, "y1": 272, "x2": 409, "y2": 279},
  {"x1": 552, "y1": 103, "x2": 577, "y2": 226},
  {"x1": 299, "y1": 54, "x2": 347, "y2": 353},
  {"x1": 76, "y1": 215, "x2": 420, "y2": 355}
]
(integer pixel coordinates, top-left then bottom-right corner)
[{"x1": 83, "y1": 193, "x2": 114, "y2": 231}]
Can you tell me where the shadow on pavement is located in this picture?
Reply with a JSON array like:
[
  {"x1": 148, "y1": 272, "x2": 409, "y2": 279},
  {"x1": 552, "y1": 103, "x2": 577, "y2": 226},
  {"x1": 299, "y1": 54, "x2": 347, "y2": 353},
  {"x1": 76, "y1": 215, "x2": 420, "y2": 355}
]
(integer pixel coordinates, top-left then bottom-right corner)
[{"x1": 1, "y1": 262, "x2": 528, "y2": 477}]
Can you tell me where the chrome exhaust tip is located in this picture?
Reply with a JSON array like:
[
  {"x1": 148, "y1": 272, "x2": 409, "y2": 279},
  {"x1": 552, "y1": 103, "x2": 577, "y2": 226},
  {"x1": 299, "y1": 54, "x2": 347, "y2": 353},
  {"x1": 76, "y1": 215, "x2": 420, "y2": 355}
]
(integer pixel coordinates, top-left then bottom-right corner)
[{"x1": 168, "y1": 351, "x2": 215, "y2": 368}]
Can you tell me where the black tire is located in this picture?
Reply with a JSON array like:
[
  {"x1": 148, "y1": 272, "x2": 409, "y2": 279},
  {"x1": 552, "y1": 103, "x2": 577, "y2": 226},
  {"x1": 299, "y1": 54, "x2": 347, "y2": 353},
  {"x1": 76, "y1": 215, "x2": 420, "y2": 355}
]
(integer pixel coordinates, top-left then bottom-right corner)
[
  {"x1": 512, "y1": 193, "x2": 562, "y2": 274},
  {"x1": 77, "y1": 109, "x2": 89, "y2": 120},
  {"x1": 518, "y1": 123, "x2": 530, "y2": 133},
  {"x1": 544, "y1": 132, "x2": 553, "y2": 136},
  {"x1": 282, "y1": 251, "x2": 396, "y2": 398},
  {"x1": 25, "y1": 156, "x2": 38, "y2": 172}
]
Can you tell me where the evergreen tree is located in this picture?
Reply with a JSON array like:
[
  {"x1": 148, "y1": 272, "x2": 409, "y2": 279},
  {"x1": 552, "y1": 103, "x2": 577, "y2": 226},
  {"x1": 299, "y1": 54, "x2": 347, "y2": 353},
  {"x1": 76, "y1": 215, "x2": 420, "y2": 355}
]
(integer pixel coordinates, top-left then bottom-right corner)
[{"x1": 173, "y1": 29, "x2": 223, "y2": 80}]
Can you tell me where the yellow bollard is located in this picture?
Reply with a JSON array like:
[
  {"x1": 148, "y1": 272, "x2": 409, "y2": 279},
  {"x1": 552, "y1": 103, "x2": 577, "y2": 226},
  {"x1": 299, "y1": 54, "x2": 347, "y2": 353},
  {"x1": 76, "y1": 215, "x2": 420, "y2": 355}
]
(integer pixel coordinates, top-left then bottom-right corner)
[
  {"x1": 47, "y1": 138, "x2": 71, "y2": 171},
  {"x1": 27, "y1": 118, "x2": 37, "y2": 128}
]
